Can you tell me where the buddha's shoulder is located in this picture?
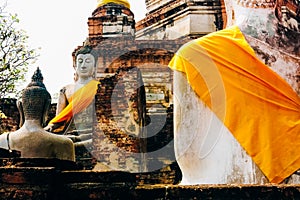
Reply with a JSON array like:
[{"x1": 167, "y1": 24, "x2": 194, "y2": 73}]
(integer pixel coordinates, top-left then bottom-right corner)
[
  {"x1": 59, "y1": 84, "x2": 75, "y2": 98},
  {"x1": 60, "y1": 84, "x2": 75, "y2": 91}
]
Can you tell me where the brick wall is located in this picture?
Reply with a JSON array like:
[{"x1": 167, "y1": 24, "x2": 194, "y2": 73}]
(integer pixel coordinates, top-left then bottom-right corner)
[
  {"x1": 0, "y1": 98, "x2": 20, "y2": 133},
  {"x1": 0, "y1": 99, "x2": 57, "y2": 134},
  {"x1": 92, "y1": 67, "x2": 145, "y2": 172},
  {"x1": 88, "y1": 3, "x2": 135, "y2": 40},
  {"x1": 0, "y1": 158, "x2": 299, "y2": 200},
  {"x1": 92, "y1": 66, "x2": 179, "y2": 183}
]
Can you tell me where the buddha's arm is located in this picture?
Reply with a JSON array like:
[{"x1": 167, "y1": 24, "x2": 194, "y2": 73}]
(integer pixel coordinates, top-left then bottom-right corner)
[
  {"x1": 74, "y1": 138, "x2": 92, "y2": 149},
  {"x1": 56, "y1": 138, "x2": 75, "y2": 161},
  {"x1": 66, "y1": 133, "x2": 92, "y2": 142},
  {"x1": 78, "y1": 133, "x2": 92, "y2": 141},
  {"x1": 56, "y1": 87, "x2": 68, "y2": 115}
]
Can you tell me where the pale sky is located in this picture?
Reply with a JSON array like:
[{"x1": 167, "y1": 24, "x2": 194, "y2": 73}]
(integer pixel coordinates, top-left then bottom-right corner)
[{"x1": 1, "y1": 0, "x2": 147, "y2": 97}]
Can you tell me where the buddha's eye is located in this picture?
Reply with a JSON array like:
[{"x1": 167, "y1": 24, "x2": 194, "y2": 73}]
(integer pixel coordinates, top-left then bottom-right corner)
[
  {"x1": 77, "y1": 58, "x2": 83, "y2": 63},
  {"x1": 85, "y1": 58, "x2": 91, "y2": 63}
]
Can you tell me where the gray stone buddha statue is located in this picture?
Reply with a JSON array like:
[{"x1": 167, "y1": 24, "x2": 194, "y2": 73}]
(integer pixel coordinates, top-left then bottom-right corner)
[
  {"x1": 44, "y1": 45, "x2": 99, "y2": 169},
  {"x1": 44, "y1": 46, "x2": 98, "y2": 149},
  {"x1": 0, "y1": 68, "x2": 75, "y2": 161}
]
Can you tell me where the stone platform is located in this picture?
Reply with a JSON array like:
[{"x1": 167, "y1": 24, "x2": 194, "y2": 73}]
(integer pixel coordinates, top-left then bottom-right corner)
[{"x1": 0, "y1": 158, "x2": 300, "y2": 199}]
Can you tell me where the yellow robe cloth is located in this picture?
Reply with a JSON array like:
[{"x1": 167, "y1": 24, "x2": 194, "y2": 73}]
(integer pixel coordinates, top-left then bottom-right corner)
[
  {"x1": 169, "y1": 25, "x2": 300, "y2": 183},
  {"x1": 97, "y1": 0, "x2": 130, "y2": 9},
  {"x1": 49, "y1": 80, "x2": 99, "y2": 125}
]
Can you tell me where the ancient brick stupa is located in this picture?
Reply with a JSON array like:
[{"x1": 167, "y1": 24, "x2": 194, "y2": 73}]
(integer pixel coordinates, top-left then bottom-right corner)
[{"x1": 87, "y1": 0, "x2": 135, "y2": 44}]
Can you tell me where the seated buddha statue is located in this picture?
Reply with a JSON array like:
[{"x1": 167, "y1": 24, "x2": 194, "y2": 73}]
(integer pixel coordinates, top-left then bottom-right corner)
[
  {"x1": 44, "y1": 45, "x2": 99, "y2": 164},
  {"x1": 170, "y1": 0, "x2": 300, "y2": 184},
  {"x1": 0, "y1": 68, "x2": 75, "y2": 161}
]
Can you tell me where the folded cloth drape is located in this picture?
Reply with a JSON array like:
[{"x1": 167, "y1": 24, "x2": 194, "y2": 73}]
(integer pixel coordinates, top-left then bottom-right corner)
[
  {"x1": 49, "y1": 80, "x2": 99, "y2": 127},
  {"x1": 169, "y1": 25, "x2": 300, "y2": 183}
]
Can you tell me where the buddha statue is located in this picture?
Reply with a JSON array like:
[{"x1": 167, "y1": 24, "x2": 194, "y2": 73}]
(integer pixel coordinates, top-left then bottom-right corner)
[
  {"x1": 44, "y1": 46, "x2": 99, "y2": 166},
  {"x1": 0, "y1": 68, "x2": 75, "y2": 161},
  {"x1": 170, "y1": 0, "x2": 300, "y2": 184}
]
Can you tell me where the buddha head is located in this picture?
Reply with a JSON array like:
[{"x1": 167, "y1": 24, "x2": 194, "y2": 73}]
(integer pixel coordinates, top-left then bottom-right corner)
[
  {"x1": 74, "y1": 45, "x2": 98, "y2": 81},
  {"x1": 18, "y1": 67, "x2": 51, "y2": 127}
]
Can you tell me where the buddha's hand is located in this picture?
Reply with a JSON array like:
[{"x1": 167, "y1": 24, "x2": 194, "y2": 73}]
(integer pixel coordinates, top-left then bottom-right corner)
[
  {"x1": 44, "y1": 123, "x2": 64, "y2": 133},
  {"x1": 44, "y1": 124, "x2": 54, "y2": 132},
  {"x1": 65, "y1": 135, "x2": 80, "y2": 143}
]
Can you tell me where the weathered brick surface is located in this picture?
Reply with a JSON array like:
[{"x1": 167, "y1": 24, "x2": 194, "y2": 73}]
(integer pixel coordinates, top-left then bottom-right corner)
[
  {"x1": 57, "y1": 171, "x2": 137, "y2": 200},
  {"x1": 0, "y1": 100, "x2": 56, "y2": 134},
  {"x1": 0, "y1": 185, "x2": 52, "y2": 200},
  {"x1": 0, "y1": 158, "x2": 77, "y2": 200},
  {"x1": 92, "y1": 67, "x2": 144, "y2": 172},
  {"x1": 0, "y1": 158, "x2": 300, "y2": 199},
  {"x1": 132, "y1": 184, "x2": 300, "y2": 200},
  {"x1": 0, "y1": 98, "x2": 20, "y2": 133},
  {"x1": 0, "y1": 167, "x2": 56, "y2": 185},
  {"x1": 88, "y1": 3, "x2": 135, "y2": 40}
]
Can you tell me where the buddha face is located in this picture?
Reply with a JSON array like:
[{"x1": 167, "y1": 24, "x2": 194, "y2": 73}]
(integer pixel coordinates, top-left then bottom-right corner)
[{"x1": 75, "y1": 53, "x2": 96, "y2": 79}]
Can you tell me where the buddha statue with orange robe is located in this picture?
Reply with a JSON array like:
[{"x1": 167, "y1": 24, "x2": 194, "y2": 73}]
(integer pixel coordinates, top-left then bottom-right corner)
[
  {"x1": 45, "y1": 46, "x2": 99, "y2": 152},
  {"x1": 170, "y1": 0, "x2": 300, "y2": 184}
]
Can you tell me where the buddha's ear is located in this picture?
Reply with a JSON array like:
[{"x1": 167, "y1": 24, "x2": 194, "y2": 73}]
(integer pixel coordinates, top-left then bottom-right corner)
[
  {"x1": 17, "y1": 100, "x2": 24, "y2": 127},
  {"x1": 74, "y1": 72, "x2": 78, "y2": 81},
  {"x1": 42, "y1": 98, "x2": 51, "y2": 127}
]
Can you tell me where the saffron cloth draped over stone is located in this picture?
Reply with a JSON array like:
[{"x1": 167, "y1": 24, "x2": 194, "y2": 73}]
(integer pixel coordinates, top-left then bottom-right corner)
[
  {"x1": 169, "y1": 25, "x2": 300, "y2": 183},
  {"x1": 97, "y1": 0, "x2": 130, "y2": 8},
  {"x1": 49, "y1": 80, "x2": 99, "y2": 125}
]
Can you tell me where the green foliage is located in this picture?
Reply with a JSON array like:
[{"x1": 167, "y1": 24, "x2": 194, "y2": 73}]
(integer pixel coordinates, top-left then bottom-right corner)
[{"x1": 0, "y1": 5, "x2": 39, "y2": 98}]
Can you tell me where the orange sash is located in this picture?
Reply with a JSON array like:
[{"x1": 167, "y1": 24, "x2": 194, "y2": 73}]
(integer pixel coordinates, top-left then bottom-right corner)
[
  {"x1": 169, "y1": 25, "x2": 300, "y2": 183},
  {"x1": 49, "y1": 80, "x2": 99, "y2": 125}
]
